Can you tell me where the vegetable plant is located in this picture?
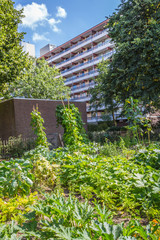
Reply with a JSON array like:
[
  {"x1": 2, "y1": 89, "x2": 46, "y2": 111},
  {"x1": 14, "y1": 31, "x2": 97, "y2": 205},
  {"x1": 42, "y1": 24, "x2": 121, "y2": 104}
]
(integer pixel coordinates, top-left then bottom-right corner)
[
  {"x1": 56, "y1": 102, "x2": 88, "y2": 146},
  {"x1": 30, "y1": 106, "x2": 49, "y2": 148}
]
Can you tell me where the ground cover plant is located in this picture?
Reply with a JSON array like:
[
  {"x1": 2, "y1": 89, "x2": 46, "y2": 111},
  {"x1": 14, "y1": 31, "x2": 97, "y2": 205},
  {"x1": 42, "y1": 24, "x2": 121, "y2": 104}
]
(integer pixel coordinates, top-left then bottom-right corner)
[
  {"x1": 51, "y1": 142, "x2": 160, "y2": 219},
  {"x1": 0, "y1": 105, "x2": 160, "y2": 239},
  {"x1": 0, "y1": 142, "x2": 160, "y2": 239}
]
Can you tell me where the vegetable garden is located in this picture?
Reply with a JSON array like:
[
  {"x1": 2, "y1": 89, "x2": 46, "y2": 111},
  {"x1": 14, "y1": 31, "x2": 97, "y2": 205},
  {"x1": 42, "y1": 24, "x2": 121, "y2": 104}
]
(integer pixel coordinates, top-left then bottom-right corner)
[{"x1": 0, "y1": 104, "x2": 160, "y2": 239}]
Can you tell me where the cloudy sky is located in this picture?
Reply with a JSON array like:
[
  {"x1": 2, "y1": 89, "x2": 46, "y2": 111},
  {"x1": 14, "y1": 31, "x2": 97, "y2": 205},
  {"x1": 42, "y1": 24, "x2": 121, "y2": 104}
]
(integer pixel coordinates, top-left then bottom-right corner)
[{"x1": 14, "y1": 0, "x2": 121, "y2": 57}]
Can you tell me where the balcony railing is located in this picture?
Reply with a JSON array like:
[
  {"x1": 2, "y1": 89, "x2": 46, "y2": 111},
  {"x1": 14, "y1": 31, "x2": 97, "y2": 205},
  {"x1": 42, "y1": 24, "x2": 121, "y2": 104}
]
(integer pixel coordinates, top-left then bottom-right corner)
[
  {"x1": 86, "y1": 105, "x2": 106, "y2": 112},
  {"x1": 71, "y1": 95, "x2": 91, "y2": 101},
  {"x1": 47, "y1": 29, "x2": 108, "y2": 62},
  {"x1": 71, "y1": 82, "x2": 95, "y2": 93},
  {"x1": 87, "y1": 114, "x2": 124, "y2": 122},
  {"x1": 65, "y1": 70, "x2": 98, "y2": 84},
  {"x1": 56, "y1": 39, "x2": 111, "y2": 67},
  {"x1": 87, "y1": 116, "x2": 104, "y2": 121},
  {"x1": 61, "y1": 50, "x2": 115, "y2": 75}
]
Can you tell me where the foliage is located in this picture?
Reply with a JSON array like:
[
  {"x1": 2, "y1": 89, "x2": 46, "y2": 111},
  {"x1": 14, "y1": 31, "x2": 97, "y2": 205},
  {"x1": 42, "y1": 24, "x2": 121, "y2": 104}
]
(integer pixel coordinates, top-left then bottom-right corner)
[
  {"x1": 0, "y1": 221, "x2": 22, "y2": 240},
  {"x1": 99, "y1": 138, "x2": 130, "y2": 157},
  {"x1": 0, "y1": 135, "x2": 35, "y2": 158},
  {"x1": 0, "y1": 120, "x2": 160, "y2": 239},
  {"x1": 0, "y1": 140, "x2": 160, "y2": 238},
  {"x1": 0, "y1": 0, "x2": 29, "y2": 91},
  {"x1": 0, "y1": 158, "x2": 34, "y2": 197},
  {"x1": 88, "y1": 126, "x2": 127, "y2": 143},
  {"x1": 56, "y1": 103, "x2": 88, "y2": 146},
  {"x1": 20, "y1": 193, "x2": 159, "y2": 239},
  {"x1": 88, "y1": 130, "x2": 125, "y2": 143},
  {"x1": 0, "y1": 193, "x2": 159, "y2": 239},
  {"x1": 88, "y1": 130, "x2": 107, "y2": 143},
  {"x1": 0, "y1": 192, "x2": 37, "y2": 223},
  {"x1": 52, "y1": 143, "x2": 160, "y2": 219},
  {"x1": 124, "y1": 97, "x2": 152, "y2": 143},
  {"x1": 124, "y1": 97, "x2": 143, "y2": 143},
  {"x1": 2, "y1": 58, "x2": 70, "y2": 100},
  {"x1": 23, "y1": 145, "x2": 54, "y2": 162},
  {"x1": 103, "y1": 0, "x2": 160, "y2": 108},
  {"x1": 134, "y1": 144, "x2": 160, "y2": 170},
  {"x1": 88, "y1": 121, "x2": 113, "y2": 132},
  {"x1": 90, "y1": 60, "x2": 121, "y2": 126},
  {"x1": 30, "y1": 106, "x2": 49, "y2": 148},
  {"x1": 32, "y1": 154, "x2": 59, "y2": 189},
  {"x1": 0, "y1": 146, "x2": 59, "y2": 197}
]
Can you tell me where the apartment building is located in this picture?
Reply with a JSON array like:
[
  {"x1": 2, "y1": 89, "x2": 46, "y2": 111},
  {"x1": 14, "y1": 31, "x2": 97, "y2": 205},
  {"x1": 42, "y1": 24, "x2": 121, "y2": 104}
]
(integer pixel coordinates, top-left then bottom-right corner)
[
  {"x1": 20, "y1": 41, "x2": 35, "y2": 58},
  {"x1": 40, "y1": 20, "x2": 116, "y2": 123}
]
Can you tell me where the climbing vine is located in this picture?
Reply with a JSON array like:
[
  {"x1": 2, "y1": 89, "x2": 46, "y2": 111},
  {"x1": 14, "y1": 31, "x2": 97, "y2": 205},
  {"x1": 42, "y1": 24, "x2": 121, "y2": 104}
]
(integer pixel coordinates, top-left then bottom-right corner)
[
  {"x1": 56, "y1": 103, "x2": 88, "y2": 146},
  {"x1": 30, "y1": 106, "x2": 49, "y2": 148}
]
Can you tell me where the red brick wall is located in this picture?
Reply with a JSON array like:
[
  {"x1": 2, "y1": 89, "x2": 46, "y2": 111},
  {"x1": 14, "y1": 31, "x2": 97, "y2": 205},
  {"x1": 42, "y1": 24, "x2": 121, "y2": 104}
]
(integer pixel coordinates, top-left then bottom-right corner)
[
  {"x1": 0, "y1": 99, "x2": 16, "y2": 140},
  {"x1": 0, "y1": 98, "x2": 87, "y2": 140}
]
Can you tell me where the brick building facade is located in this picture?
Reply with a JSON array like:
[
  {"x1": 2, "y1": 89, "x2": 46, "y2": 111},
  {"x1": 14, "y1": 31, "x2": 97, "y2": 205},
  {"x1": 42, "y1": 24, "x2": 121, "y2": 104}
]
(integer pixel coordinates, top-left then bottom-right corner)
[{"x1": 0, "y1": 98, "x2": 87, "y2": 147}]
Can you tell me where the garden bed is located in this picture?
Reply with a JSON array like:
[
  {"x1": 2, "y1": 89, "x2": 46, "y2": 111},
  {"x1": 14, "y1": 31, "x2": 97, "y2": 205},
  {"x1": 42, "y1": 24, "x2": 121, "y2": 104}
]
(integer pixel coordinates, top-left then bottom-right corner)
[{"x1": 0, "y1": 141, "x2": 160, "y2": 239}]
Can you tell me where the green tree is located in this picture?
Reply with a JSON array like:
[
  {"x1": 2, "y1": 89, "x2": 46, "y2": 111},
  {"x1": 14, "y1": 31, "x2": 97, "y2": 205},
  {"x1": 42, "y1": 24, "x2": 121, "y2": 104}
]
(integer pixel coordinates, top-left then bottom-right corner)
[
  {"x1": 90, "y1": 60, "x2": 121, "y2": 126},
  {"x1": 0, "y1": 0, "x2": 29, "y2": 90},
  {"x1": 2, "y1": 58, "x2": 70, "y2": 100},
  {"x1": 101, "y1": 0, "x2": 160, "y2": 108}
]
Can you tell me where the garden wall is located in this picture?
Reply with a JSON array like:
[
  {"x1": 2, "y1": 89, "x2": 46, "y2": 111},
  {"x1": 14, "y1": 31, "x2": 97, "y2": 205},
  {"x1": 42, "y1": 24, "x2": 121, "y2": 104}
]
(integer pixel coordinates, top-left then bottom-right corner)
[{"x1": 0, "y1": 98, "x2": 87, "y2": 147}]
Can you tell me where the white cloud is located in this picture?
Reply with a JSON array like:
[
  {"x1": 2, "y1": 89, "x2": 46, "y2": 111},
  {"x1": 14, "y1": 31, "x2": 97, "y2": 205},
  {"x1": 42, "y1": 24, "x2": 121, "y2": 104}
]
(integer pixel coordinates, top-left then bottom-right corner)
[
  {"x1": 16, "y1": 3, "x2": 67, "y2": 34},
  {"x1": 48, "y1": 18, "x2": 61, "y2": 25},
  {"x1": 56, "y1": 6, "x2": 67, "y2": 18},
  {"x1": 32, "y1": 33, "x2": 49, "y2": 42},
  {"x1": 16, "y1": 2, "x2": 49, "y2": 29},
  {"x1": 48, "y1": 18, "x2": 61, "y2": 32}
]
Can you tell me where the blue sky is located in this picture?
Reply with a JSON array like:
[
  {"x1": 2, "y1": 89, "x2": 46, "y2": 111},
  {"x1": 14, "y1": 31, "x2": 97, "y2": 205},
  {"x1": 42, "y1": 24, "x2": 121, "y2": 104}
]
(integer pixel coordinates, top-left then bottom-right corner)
[{"x1": 14, "y1": 0, "x2": 121, "y2": 57}]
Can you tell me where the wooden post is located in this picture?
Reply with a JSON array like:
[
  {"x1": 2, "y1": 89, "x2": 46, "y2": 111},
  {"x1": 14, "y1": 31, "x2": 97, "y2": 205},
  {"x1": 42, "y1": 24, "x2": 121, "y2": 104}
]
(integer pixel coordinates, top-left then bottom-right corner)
[{"x1": 58, "y1": 134, "x2": 64, "y2": 147}]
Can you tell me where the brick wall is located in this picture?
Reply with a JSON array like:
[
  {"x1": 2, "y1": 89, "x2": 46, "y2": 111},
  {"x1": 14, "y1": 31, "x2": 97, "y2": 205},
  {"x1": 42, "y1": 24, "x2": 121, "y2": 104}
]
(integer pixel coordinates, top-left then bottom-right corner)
[
  {"x1": 0, "y1": 99, "x2": 16, "y2": 140},
  {"x1": 0, "y1": 99, "x2": 87, "y2": 146}
]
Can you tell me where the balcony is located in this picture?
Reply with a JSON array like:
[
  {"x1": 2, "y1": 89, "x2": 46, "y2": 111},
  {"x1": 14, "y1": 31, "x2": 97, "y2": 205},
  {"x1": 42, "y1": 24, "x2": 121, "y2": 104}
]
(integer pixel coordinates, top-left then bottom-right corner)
[
  {"x1": 61, "y1": 50, "x2": 115, "y2": 77},
  {"x1": 65, "y1": 70, "x2": 98, "y2": 85},
  {"x1": 87, "y1": 116, "x2": 104, "y2": 122},
  {"x1": 47, "y1": 29, "x2": 109, "y2": 64},
  {"x1": 86, "y1": 105, "x2": 106, "y2": 112},
  {"x1": 87, "y1": 114, "x2": 123, "y2": 123},
  {"x1": 71, "y1": 82, "x2": 95, "y2": 94},
  {"x1": 71, "y1": 95, "x2": 91, "y2": 102},
  {"x1": 56, "y1": 39, "x2": 112, "y2": 68}
]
